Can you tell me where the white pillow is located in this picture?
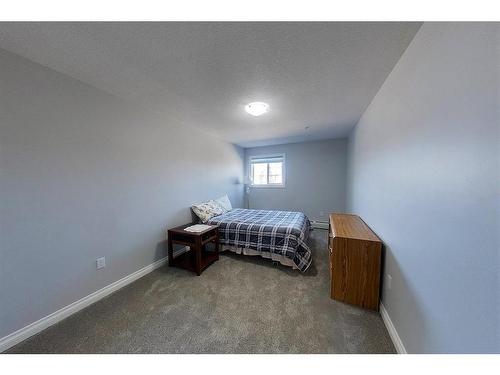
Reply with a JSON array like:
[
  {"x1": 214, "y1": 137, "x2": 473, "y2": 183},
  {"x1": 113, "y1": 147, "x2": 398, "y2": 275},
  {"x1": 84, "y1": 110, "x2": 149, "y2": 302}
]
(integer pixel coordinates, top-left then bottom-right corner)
[
  {"x1": 191, "y1": 200, "x2": 224, "y2": 223},
  {"x1": 214, "y1": 194, "x2": 232, "y2": 212}
]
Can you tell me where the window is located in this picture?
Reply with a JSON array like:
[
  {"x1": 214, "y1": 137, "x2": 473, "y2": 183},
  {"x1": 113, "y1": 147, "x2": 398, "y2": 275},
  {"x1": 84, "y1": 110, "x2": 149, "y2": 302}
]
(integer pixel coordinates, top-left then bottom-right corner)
[{"x1": 249, "y1": 154, "x2": 285, "y2": 187}]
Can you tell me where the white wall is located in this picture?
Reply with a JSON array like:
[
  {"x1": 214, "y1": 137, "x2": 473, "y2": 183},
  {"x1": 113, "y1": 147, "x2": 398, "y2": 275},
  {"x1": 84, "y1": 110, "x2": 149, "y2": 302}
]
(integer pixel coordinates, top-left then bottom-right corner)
[
  {"x1": 347, "y1": 23, "x2": 499, "y2": 353},
  {"x1": 245, "y1": 139, "x2": 347, "y2": 221},
  {"x1": 0, "y1": 48, "x2": 244, "y2": 339}
]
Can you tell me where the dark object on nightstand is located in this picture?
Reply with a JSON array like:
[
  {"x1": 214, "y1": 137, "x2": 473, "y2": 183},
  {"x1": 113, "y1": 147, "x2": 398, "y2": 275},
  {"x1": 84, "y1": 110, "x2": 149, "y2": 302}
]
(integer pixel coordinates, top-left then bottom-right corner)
[{"x1": 167, "y1": 224, "x2": 219, "y2": 276}]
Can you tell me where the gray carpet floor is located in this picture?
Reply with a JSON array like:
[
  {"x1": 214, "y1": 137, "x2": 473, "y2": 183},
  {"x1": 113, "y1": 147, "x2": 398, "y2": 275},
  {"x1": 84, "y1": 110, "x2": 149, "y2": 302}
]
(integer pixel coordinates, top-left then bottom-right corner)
[{"x1": 7, "y1": 229, "x2": 395, "y2": 353}]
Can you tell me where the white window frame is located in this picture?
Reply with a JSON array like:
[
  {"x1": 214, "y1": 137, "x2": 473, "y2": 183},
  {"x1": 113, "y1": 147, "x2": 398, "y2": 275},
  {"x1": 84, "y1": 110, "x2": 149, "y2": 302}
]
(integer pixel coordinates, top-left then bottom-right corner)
[{"x1": 248, "y1": 153, "x2": 286, "y2": 188}]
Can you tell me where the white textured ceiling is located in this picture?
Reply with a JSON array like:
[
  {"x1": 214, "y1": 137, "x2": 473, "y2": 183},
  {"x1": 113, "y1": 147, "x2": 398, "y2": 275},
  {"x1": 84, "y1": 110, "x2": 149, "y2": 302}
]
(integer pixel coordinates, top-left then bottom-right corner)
[{"x1": 0, "y1": 22, "x2": 421, "y2": 147}]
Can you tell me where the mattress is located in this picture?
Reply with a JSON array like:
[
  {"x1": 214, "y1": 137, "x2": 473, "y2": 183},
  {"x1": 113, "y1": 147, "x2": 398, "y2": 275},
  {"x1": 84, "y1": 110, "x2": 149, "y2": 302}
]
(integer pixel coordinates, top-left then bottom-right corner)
[{"x1": 206, "y1": 208, "x2": 312, "y2": 271}]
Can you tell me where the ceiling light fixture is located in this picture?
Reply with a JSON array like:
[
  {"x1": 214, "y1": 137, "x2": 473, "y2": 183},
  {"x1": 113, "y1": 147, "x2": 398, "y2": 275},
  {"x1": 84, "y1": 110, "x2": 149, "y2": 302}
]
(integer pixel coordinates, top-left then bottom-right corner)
[{"x1": 245, "y1": 102, "x2": 270, "y2": 117}]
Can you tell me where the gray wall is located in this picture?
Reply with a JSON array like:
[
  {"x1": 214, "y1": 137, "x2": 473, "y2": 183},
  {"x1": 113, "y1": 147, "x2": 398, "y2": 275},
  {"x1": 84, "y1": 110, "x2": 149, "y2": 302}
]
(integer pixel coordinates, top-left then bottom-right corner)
[
  {"x1": 347, "y1": 23, "x2": 499, "y2": 353},
  {"x1": 0, "y1": 49, "x2": 244, "y2": 339},
  {"x1": 245, "y1": 139, "x2": 347, "y2": 221}
]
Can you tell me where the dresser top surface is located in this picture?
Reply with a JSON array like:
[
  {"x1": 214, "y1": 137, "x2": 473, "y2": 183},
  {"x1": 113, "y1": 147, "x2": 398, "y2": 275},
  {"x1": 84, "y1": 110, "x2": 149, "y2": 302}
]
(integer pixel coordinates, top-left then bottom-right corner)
[{"x1": 329, "y1": 213, "x2": 381, "y2": 242}]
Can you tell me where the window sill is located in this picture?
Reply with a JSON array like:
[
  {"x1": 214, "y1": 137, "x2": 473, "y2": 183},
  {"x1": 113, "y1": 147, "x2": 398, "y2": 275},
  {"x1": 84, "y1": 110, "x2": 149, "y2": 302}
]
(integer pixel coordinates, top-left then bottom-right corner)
[{"x1": 249, "y1": 184, "x2": 286, "y2": 189}]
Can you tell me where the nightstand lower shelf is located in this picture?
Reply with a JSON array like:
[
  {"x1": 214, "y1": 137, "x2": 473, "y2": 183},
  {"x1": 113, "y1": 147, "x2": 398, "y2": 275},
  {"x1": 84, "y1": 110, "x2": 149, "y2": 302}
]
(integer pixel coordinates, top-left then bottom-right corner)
[{"x1": 170, "y1": 248, "x2": 219, "y2": 275}]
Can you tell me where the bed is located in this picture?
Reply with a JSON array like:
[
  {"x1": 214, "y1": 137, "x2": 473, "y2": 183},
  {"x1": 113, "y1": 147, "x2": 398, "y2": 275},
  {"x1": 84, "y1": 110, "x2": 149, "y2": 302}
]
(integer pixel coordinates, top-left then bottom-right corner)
[{"x1": 206, "y1": 208, "x2": 312, "y2": 272}]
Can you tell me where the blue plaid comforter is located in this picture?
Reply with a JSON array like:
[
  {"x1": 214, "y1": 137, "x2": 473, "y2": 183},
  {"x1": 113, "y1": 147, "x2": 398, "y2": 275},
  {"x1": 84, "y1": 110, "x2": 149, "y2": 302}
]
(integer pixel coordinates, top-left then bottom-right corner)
[{"x1": 206, "y1": 208, "x2": 312, "y2": 272}]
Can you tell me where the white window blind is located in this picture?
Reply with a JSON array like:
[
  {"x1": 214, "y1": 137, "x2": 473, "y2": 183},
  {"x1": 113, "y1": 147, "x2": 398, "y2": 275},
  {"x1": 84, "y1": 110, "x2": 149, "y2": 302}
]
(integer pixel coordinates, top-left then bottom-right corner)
[{"x1": 249, "y1": 154, "x2": 285, "y2": 186}]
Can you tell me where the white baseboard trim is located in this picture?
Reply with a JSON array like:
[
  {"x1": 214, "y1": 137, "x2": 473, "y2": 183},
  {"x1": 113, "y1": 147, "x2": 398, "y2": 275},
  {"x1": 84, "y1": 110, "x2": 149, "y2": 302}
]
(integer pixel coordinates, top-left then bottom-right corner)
[
  {"x1": 311, "y1": 220, "x2": 329, "y2": 230},
  {"x1": 380, "y1": 302, "x2": 407, "y2": 354},
  {"x1": 0, "y1": 256, "x2": 167, "y2": 353}
]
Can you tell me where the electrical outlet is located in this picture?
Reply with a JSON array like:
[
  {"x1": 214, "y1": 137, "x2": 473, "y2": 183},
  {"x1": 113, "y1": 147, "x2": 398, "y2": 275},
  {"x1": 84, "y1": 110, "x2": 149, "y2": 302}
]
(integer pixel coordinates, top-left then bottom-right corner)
[
  {"x1": 96, "y1": 257, "x2": 106, "y2": 270},
  {"x1": 386, "y1": 274, "x2": 393, "y2": 290}
]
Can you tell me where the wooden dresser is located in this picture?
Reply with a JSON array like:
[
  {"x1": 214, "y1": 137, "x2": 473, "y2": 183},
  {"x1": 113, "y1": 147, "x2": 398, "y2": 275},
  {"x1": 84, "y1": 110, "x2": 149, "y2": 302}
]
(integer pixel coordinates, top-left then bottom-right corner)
[{"x1": 328, "y1": 213, "x2": 382, "y2": 311}]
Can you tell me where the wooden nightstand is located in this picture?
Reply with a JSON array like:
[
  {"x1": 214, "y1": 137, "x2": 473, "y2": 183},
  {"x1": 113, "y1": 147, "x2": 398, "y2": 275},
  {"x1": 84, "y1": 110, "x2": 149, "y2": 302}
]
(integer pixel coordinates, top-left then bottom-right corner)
[{"x1": 167, "y1": 224, "x2": 219, "y2": 276}]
